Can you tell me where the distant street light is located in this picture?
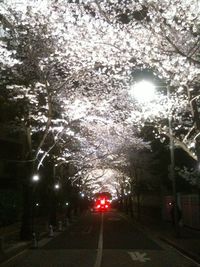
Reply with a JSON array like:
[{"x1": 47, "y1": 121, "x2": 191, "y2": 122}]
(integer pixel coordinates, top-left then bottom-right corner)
[
  {"x1": 130, "y1": 80, "x2": 180, "y2": 237},
  {"x1": 32, "y1": 174, "x2": 40, "y2": 182},
  {"x1": 54, "y1": 183, "x2": 60, "y2": 190}
]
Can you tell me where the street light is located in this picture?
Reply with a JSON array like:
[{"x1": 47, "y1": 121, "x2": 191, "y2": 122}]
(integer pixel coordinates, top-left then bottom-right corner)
[
  {"x1": 130, "y1": 80, "x2": 180, "y2": 237},
  {"x1": 31, "y1": 174, "x2": 40, "y2": 236},
  {"x1": 32, "y1": 174, "x2": 40, "y2": 182},
  {"x1": 54, "y1": 183, "x2": 60, "y2": 190},
  {"x1": 129, "y1": 80, "x2": 156, "y2": 102}
]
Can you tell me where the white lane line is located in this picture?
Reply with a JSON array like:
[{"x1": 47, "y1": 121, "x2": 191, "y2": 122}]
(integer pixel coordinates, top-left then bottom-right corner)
[{"x1": 94, "y1": 213, "x2": 104, "y2": 267}]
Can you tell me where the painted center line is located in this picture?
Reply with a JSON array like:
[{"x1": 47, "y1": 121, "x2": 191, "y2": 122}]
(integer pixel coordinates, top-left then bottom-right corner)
[{"x1": 128, "y1": 251, "x2": 151, "y2": 263}]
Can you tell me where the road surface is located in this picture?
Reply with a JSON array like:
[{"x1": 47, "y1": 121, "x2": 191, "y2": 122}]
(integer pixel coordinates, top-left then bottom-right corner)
[{"x1": 1, "y1": 210, "x2": 199, "y2": 267}]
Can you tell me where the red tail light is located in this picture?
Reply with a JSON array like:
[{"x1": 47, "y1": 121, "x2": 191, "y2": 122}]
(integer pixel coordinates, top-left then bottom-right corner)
[{"x1": 93, "y1": 196, "x2": 111, "y2": 212}]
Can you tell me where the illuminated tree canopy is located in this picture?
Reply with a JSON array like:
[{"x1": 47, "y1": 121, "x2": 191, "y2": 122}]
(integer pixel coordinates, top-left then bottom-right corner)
[{"x1": 1, "y1": 0, "x2": 200, "y2": 194}]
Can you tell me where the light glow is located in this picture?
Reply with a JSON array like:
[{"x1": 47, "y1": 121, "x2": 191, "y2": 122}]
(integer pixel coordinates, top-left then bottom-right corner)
[
  {"x1": 54, "y1": 183, "x2": 60, "y2": 190},
  {"x1": 32, "y1": 174, "x2": 39, "y2": 182},
  {"x1": 130, "y1": 81, "x2": 156, "y2": 102}
]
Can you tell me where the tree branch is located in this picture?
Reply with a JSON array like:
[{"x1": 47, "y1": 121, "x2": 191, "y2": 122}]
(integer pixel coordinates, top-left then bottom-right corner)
[
  {"x1": 94, "y1": 0, "x2": 111, "y2": 24},
  {"x1": 164, "y1": 132, "x2": 197, "y2": 161},
  {"x1": 35, "y1": 79, "x2": 52, "y2": 158},
  {"x1": 165, "y1": 35, "x2": 200, "y2": 65}
]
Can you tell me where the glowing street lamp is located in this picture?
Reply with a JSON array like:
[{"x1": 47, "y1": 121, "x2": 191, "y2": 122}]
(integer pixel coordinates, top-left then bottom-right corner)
[
  {"x1": 32, "y1": 174, "x2": 40, "y2": 182},
  {"x1": 80, "y1": 192, "x2": 85, "y2": 198},
  {"x1": 130, "y1": 80, "x2": 156, "y2": 102},
  {"x1": 31, "y1": 174, "x2": 40, "y2": 234},
  {"x1": 131, "y1": 80, "x2": 179, "y2": 236},
  {"x1": 54, "y1": 183, "x2": 60, "y2": 190}
]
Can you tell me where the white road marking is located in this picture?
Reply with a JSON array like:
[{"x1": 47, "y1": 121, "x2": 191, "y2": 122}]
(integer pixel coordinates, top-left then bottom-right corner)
[
  {"x1": 128, "y1": 251, "x2": 151, "y2": 263},
  {"x1": 94, "y1": 213, "x2": 104, "y2": 267}
]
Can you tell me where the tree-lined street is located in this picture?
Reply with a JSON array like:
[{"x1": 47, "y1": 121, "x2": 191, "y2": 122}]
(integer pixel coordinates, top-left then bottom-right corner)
[
  {"x1": 1, "y1": 1, "x2": 200, "y2": 265},
  {"x1": 1, "y1": 210, "x2": 199, "y2": 267}
]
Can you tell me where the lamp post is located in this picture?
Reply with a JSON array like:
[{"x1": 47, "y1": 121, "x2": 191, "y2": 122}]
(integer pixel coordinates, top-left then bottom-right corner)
[
  {"x1": 167, "y1": 86, "x2": 180, "y2": 237},
  {"x1": 31, "y1": 174, "x2": 40, "y2": 234},
  {"x1": 130, "y1": 80, "x2": 180, "y2": 236}
]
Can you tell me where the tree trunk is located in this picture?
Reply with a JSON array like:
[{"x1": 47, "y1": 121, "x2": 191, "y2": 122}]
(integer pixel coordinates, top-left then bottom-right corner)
[
  {"x1": 20, "y1": 126, "x2": 33, "y2": 240},
  {"x1": 136, "y1": 193, "x2": 140, "y2": 220},
  {"x1": 20, "y1": 183, "x2": 33, "y2": 240}
]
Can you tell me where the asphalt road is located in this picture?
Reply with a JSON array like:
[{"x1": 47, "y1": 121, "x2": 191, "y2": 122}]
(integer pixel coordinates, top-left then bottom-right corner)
[{"x1": 1, "y1": 210, "x2": 199, "y2": 267}]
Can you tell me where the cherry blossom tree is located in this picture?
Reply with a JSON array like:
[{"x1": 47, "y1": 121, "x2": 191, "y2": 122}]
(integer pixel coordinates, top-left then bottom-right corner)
[
  {"x1": 124, "y1": 0, "x2": 200, "y2": 164},
  {"x1": 1, "y1": 0, "x2": 200, "y2": 237},
  {"x1": 2, "y1": 0, "x2": 199, "y2": 165}
]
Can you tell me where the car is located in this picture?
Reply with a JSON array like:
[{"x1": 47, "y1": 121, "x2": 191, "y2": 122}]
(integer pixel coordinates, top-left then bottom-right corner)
[{"x1": 92, "y1": 197, "x2": 110, "y2": 212}]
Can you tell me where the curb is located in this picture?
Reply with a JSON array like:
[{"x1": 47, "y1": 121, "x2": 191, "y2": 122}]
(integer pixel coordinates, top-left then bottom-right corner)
[
  {"x1": 0, "y1": 215, "x2": 82, "y2": 265},
  {"x1": 0, "y1": 241, "x2": 30, "y2": 265},
  {"x1": 160, "y1": 237, "x2": 200, "y2": 265},
  {"x1": 120, "y1": 212, "x2": 200, "y2": 265},
  {"x1": 0, "y1": 230, "x2": 62, "y2": 265}
]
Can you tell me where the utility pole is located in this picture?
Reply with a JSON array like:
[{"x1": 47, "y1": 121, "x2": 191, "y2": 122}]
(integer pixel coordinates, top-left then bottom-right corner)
[{"x1": 167, "y1": 86, "x2": 180, "y2": 237}]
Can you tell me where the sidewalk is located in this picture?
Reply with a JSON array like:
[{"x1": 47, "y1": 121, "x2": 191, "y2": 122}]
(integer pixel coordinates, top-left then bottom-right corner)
[
  {"x1": 0, "y1": 221, "x2": 45, "y2": 264},
  {"x1": 0, "y1": 211, "x2": 86, "y2": 265},
  {"x1": 136, "y1": 215, "x2": 200, "y2": 264},
  {"x1": 0, "y1": 216, "x2": 77, "y2": 265}
]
